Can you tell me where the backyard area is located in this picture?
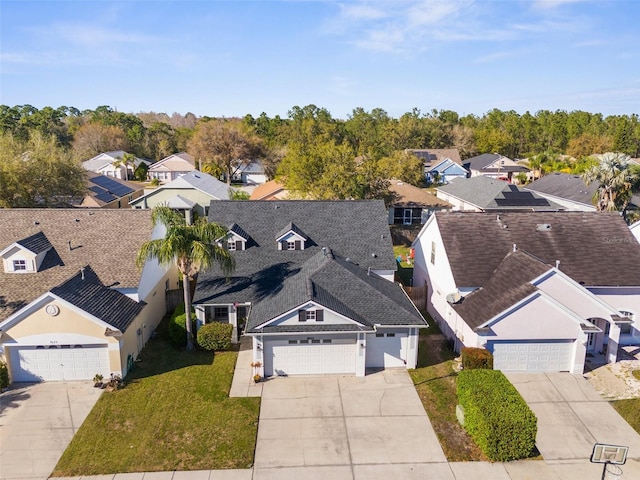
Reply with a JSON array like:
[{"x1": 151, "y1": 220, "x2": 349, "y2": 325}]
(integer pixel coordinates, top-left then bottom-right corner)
[{"x1": 52, "y1": 318, "x2": 260, "y2": 476}]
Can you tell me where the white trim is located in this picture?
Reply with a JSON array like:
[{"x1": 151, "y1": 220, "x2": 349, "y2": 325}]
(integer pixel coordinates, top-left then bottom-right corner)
[
  {"x1": 252, "y1": 301, "x2": 366, "y2": 330},
  {"x1": 2, "y1": 333, "x2": 109, "y2": 347}
]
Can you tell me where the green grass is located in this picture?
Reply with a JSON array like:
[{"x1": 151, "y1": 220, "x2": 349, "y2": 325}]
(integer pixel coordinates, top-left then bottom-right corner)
[
  {"x1": 409, "y1": 329, "x2": 487, "y2": 462},
  {"x1": 612, "y1": 398, "x2": 640, "y2": 434},
  {"x1": 393, "y1": 245, "x2": 413, "y2": 286},
  {"x1": 633, "y1": 370, "x2": 640, "y2": 381},
  {"x1": 52, "y1": 322, "x2": 260, "y2": 476}
]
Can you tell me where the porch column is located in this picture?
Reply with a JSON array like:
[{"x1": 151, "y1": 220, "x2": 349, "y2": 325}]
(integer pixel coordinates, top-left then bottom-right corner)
[
  {"x1": 355, "y1": 333, "x2": 366, "y2": 376},
  {"x1": 607, "y1": 323, "x2": 621, "y2": 364},
  {"x1": 229, "y1": 305, "x2": 238, "y2": 344},
  {"x1": 194, "y1": 305, "x2": 206, "y2": 330}
]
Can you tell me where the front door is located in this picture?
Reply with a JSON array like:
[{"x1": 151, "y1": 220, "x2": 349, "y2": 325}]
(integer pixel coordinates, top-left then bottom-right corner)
[{"x1": 587, "y1": 333, "x2": 596, "y2": 352}]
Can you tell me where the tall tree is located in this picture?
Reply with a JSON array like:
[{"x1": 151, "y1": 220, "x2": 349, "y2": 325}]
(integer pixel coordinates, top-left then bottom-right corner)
[
  {"x1": 136, "y1": 207, "x2": 235, "y2": 349},
  {"x1": 189, "y1": 119, "x2": 262, "y2": 185},
  {"x1": 0, "y1": 131, "x2": 86, "y2": 207},
  {"x1": 72, "y1": 122, "x2": 128, "y2": 160},
  {"x1": 582, "y1": 152, "x2": 640, "y2": 214}
]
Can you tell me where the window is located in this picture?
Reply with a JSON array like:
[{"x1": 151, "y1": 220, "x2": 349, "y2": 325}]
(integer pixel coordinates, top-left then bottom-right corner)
[
  {"x1": 376, "y1": 333, "x2": 384, "y2": 338},
  {"x1": 288, "y1": 340, "x2": 297, "y2": 345},
  {"x1": 305, "y1": 310, "x2": 316, "y2": 321},
  {"x1": 620, "y1": 311, "x2": 635, "y2": 335},
  {"x1": 213, "y1": 307, "x2": 229, "y2": 321},
  {"x1": 430, "y1": 241, "x2": 436, "y2": 265},
  {"x1": 287, "y1": 241, "x2": 296, "y2": 250},
  {"x1": 322, "y1": 339, "x2": 332, "y2": 344},
  {"x1": 165, "y1": 279, "x2": 170, "y2": 291},
  {"x1": 311, "y1": 339, "x2": 321, "y2": 344},
  {"x1": 13, "y1": 259, "x2": 26, "y2": 271},
  {"x1": 227, "y1": 240, "x2": 236, "y2": 251},
  {"x1": 300, "y1": 339, "x2": 309, "y2": 344}
]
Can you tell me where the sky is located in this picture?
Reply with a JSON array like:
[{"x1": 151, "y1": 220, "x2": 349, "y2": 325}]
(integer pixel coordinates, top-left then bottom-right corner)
[{"x1": 1, "y1": 0, "x2": 639, "y2": 120}]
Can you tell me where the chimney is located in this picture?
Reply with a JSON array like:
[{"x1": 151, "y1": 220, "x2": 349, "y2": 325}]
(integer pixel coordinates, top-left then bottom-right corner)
[{"x1": 80, "y1": 267, "x2": 85, "y2": 280}]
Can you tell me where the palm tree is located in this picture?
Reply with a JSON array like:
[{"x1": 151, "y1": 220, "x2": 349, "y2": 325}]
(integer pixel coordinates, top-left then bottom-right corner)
[
  {"x1": 582, "y1": 152, "x2": 640, "y2": 214},
  {"x1": 136, "y1": 206, "x2": 235, "y2": 349}
]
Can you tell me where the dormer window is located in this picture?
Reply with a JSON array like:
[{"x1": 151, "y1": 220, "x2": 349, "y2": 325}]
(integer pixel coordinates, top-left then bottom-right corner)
[
  {"x1": 13, "y1": 259, "x2": 26, "y2": 271},
  {"x1": 276, "y1": 222, "x2": 308, "y2": 251},
  {"x1": 227, "y1": 240, "x2": 237, "y2": 251},
  {"x1": 287, "y1": 241, "x2": 296, "y2": 250}
]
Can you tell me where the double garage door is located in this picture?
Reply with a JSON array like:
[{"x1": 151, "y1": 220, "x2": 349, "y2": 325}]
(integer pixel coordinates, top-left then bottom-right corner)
[
  {"x1": 264, "y1": 337, "x2": 356, "y2": 376},
  {"x1": 491, "y1": 340, "x2": 574, "y2": 373},
  {"x1": 9, "y1": 344, "x2": 110, "y2": 382}
]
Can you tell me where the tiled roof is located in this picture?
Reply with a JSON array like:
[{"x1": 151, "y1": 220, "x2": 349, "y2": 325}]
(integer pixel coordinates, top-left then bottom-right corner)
[
  {"x1": 388, "y1": 180, "x2": 452, "y2": 208},
  {"x1": 16, "y1": 231, "x2": 52, "y2": 254},
  {"x1": 452, "y1": 251, "x2": 551, "y2": 328},
  {"x1": 51, "y1": 266, "x2": 145, "y2": 332},
  {"x1": 0, "y1": 209, "x2": 153, "y2": 321},
  {"x1": 437, "y1": 176, "x2": 560, "y2": 211},
  {"x1": 525, "y1": 173, "x2": 597, "y2": 207},
  {"x1": 433, "y1": 211, "x2": 640, "y2": 288}
]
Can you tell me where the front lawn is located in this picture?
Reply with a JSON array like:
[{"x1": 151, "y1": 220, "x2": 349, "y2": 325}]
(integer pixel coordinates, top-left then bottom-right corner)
[
  {"x1": 409, "y1": 328, "x2": 487, "y2": 461},
  {"x1": 53, "y1": 322, "x2": 260, "y2": 476},
  {"x1": 612, "y1": 398, "x2": 640, "y2": 434}
]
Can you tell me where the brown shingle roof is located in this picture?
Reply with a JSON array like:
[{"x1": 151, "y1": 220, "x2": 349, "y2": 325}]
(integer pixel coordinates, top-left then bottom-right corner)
[
  {"x1": 434, "y1": 211, "x2": 640, "y2": 288},
  {"x1": 407, "y1": 148, "x2": 462, "y2": 167},
  {"x1": 0, "y1": 209, "x2": 153, "y2": 321},
  {"x1": 453, "y1": 251, "x2": 550, "y2": 328},
  {"x1": 388, "y1": 180, "x2": 451, "y2": 208}
]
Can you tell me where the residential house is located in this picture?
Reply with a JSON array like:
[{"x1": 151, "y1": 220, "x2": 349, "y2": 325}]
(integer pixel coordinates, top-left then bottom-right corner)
[
  {"x1": 632, "y1": 220, "x2": 640, "y2": 243},
  {"x1": 130, "y1": 170, "x2": 231, "y2": 224},
  {"x1": 147, "y1": 152, "x2": 196, "y2": 183},
  {"x1": 0, "y1": 209, "x2": 179, "y2": 383},
  {"x1": 463, "y1": 153, "x2": 529, "y2": 182},
  {"x1": 524, "y1": 173, "x2": 598, "y2": 211},
  {"x1": 387, "y1": 179, "x2": 451, "y2": 225},
  {"x1": 79, "y1": 171, "x2": 145, "y2": 209},
  {"x1": 82, "y1": 151, "x2": 149, "y2": 180},
  {"x1": 412, "y1": 211, "x2": 640, "y2": 374},
  {"x1": 230, "y1": 161, "x2": 268, "y2": 185},
  {"x1": 436, "y1": 176, "x2": 562, "y2": 212},
  {"x1": 193, "y1": 200, "x2": 427, "y2": 377},
  {"x1": 406, "y1": 148, "x2": 462, "y2": 169},
  {"x1": 426, "y1": 158, "x2": 468, "y2": 185},
  {"x1": 249, "y1": 180, "x2": 289, "y2": 200}
]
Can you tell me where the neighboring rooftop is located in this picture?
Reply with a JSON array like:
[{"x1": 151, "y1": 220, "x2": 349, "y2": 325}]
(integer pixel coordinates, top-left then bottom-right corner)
[
  {"x1": 148, "y1": 152, "x2": 195, "y2": 171},
  {"x1": 463, "y1": 153, "x2": 529, "y2": 174},
  {"x1": 406, "y1": 148, "x2": 462, "y2": 167},
  {"x1": 132, "y1": 170, "x2": 231, "y2": 205},
  {"x1": 525, "y1": 173, "x2": 597, "y2": 208},
  {"x1": 431, "y1": 211, "x2": 640, "y2": 288},
  {"x1": 82, "y1": 171, "x2": 144, "y2": 207},
  {"x1": 437, "y1": 176, "x2": 561, "y2": 211},
  {"x1": 388, "y1": 179, "x2": 451, "y2": 208},
  {"x1": 250, "y1": 180, "x2": 288, "y2": 200},
  {"x1": 0, "y1": 209, "x2": 153, "y2": 321}
]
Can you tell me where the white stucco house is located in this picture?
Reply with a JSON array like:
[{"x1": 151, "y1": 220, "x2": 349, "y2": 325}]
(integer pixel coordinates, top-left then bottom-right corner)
[
  {"x1": 147, "y1": 152, "x2": 196, "y2": 183},
  {"x1": 82, "y1": 151, "x2": 150, "y2": 180},
  {"x1": 193, "y1": 200, "x2": 427, "y2": 377},
  {"x1": 412, "y1": 211, "x2": 640, "y2": 374},
  {"x1": 0, "y1": 209, "x2": 178, "y2": 383}
]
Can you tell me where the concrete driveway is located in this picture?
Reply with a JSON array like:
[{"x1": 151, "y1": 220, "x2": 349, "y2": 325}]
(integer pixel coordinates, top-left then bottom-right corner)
[
  {"x1": 506, "y1": 372, "x2": 640, "y2": 462},
  {"x1": 253, "y1": 369, "x2": 449, "y2": 479},
  {"x1": 0, "y1": 382, "x2": 102, "y2": 480}
]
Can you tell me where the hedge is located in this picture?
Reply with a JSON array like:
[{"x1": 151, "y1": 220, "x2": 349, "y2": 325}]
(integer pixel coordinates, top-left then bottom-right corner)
[
  {"x1": 457, "y1": 369, "x2": 537, "y2": 461},
  {"x1": 0, "y1": 361, "x2": 9, "y2": 389},
  {"x1": 461, "y1": 347, "x2": 493, "y2": 370},
  {"x1": 197, "y1": 322, "x2": 233, "y2": 351},
  {"x1": 168, "y1": 303, "x2": 196, "y2": 347}
]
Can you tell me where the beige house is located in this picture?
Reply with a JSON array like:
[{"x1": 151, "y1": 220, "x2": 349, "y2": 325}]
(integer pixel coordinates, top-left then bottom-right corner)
[
  {"x1": 0, "y1": 209, "x2": 179, "y2": 383},
  {"x1": 147, "y1": 152, "x2": 196, "y2": 183}
]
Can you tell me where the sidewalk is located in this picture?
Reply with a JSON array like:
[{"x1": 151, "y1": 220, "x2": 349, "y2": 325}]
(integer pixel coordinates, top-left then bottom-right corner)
[{"x1": 228, "y1": 336, "x2": 262, "y2": 398}]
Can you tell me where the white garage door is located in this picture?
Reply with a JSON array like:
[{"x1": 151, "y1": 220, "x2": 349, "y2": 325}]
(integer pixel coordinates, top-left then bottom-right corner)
[
  {"x1": 366, "y1": 332, "x2": 408, "y2": 368},
  {"x1": 491, "y1": 341, "x2": 574, "y2": 373},
  {"x1": 264, "y1": 338, "x2": 356, "y2": 376},
  {"x1": 9, "y1": 344, "x2": 110, "y2": 382}
]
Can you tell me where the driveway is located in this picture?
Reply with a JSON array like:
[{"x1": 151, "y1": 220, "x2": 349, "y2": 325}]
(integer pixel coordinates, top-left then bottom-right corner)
[
  {"x1": 506, "y1": 372, "x2": 640, "y2": 462},
  {"x1": 253, "y1": 369, "x2": 449, "y2": 479},
  {"x1": 0, "y1": 382, "x2": 102, "y2": 480}
]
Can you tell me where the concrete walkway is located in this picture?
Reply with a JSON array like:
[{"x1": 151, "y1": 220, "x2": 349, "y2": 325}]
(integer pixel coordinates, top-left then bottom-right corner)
[{"x1": 229, "y1": 336, "x2": 262, "y2": 398}]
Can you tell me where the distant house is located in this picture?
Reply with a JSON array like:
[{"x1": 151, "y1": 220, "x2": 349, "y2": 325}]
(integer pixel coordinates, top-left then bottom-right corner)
[
  {"x1": 249, "y1": 180, "x2": 289, "y2": 200},
  {"x1": 524, "y1": 173, "x2": 597, "y2": 212},
  {"x1": 426, "y1": 158, "x2": 468, "y2": 185},
  {"x1": 130, "y1": 170, "x2": 231, "y2": 224},
  {"x1": 82, "y1": 151, "x2": 149, "y2": 180},
  {"x1": 436, "y1": 176, "x2": 562, "y2": 212},
  {"x1": 230, "y1": 161, "x2": 268, "y2": 185},
  {"x1": 80, "y1": 172, "x2": 145, "y2": 209},
  {"x1": 387, "y1": 179, "x2": 451, "y2": 225},
  {"x1": 147, "y1": 152, "x2": 196, "y2": 183},
  {"x1": 463, "y1": 153, "x2": 529, "y2": 182},
  {"x1": 406, "y1": 148, "x2": 462, "y2": 169}
]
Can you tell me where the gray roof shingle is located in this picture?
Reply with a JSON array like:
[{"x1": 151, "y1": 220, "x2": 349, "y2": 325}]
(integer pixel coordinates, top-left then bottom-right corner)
[
  {"x1": 51, "y1": 266, "x2": 145, "y2": 332},
  {"x1": 16, "y1": 231, "x2": 52, "y2": 254},
  {"x1": 525, "y1": 173, "x2": 597, "y2": 207},
  {"x1": 433, "y1": 211, "x2": 640, "y2": 288}
]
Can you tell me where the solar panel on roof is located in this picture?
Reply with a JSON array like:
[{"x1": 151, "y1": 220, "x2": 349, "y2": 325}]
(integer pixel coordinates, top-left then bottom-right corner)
[
  {"x1": 90, "y1": 175, "x2": 135, "y2": 196},
  {"x1": 95, "y1": 192, "x2": 117, "y2": 203}
]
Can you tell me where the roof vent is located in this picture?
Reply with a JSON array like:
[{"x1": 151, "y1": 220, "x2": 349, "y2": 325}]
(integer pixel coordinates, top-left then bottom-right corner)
[
  {"x1": 513, "y1": 243, "x2": 517, "y2": 252},
  {"x1": 536, "y1": 223, "x2": 551, "y2": 231},
  {"x1": 75, "y1": 218, "x2": 80, "y2": 223},
  {"x1": 555, "y1": 260, "x2": 560, "y2": 269},
  {"x1": 80, "y1": 267, "x2": 85, "y2": 280},
  {"x1": 371, "y1": 253, "x2": 377, "y2": 258},
  {"x1": 34, "y1": 221, "x2": 39, "y2": 225}
]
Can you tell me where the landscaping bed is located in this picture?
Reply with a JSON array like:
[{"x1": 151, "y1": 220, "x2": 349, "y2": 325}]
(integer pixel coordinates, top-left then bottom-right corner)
[{"x1": 52, "y1": 320, "x2": 260, "y2": 475}]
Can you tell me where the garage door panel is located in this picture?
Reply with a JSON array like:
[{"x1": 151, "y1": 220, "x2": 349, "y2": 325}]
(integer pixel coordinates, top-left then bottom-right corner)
[
  {"x1": 265, "y1": 338, "x2": 356, "y2": 376},
  {"x1": 9, "y1": 345, "x2": 110, "y2": 382},
  {"x1": 366, "y1": 333, "x2": 408, "y2": 368},
  {"x1": 491, "y1": 341, "x2": 574, "y2": 373}
]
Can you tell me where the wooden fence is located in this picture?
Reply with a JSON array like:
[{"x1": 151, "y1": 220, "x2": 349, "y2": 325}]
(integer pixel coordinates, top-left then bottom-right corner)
[
  {"x1": 165, "y1": 289, "x2": 183, "y2": 313},
  {"x1": 403, "y1": 285, "x2": 427, "y2": 310}
]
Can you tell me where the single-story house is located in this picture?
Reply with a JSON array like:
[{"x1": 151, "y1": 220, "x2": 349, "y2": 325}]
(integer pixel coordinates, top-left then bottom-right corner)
[
  {"x1": 412, "y1": 211, "x2": 640, "y2": 374},
  {"x1": 387, "y1": 179, "x2": 451, "y2": 225},
  {"x1": 193, "y1": 200, "x2": 427, "y2": 377},
  {"x1": 82, "y1": 151, "x2": 150, "y2": 180},
  {"x1": 79, "y1": 171, "x2": 145, "y2": 209},
  {"x1": 436, "y1": 176, "x2": 563, "y2": 212},
  {"x1": 229, "y1": 161, "x2": 268, "y2": 185},
  {"x1": 406, "y1": 148, "x2": 462, "y2": 169},
  {"x1": 130, "y1": 170, "x2": 231, "y2": 224},
  {"x1": 463, "y1": 153, "x2": 529, "y2": 182},
  {"x1": 524, "y1": 173, "x2": 598, "y2": 211},
  {"x1": 0, "y1": 209, "x2": 178, "y2": 382},
  {"x1": 147, "y1": 152, "x2": 196, "y2": 183},
  {"x1": 249, "y1": 180, "x2": 289, "y2": 200},
  {"x1": 426, "y1": 159, "x2": 468, "y2": 185}
]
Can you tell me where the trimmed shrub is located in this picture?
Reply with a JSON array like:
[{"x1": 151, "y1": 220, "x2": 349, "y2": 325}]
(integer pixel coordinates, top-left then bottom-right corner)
[
  {"x1": 197, "y1": 322, "x2": 233, "y2": 351},
  {"x1": 457, "y1": 369, "x2": 537, "y2": 461},
  {"x1": 461, "y1": 347, "x2": 493, "y2": 370},
  {"x1": 168, "y1": 304, "x2": 196, "y2": 347},
  {"x1": 0, "y1": 361, "x2": 9, "y2": 389}
]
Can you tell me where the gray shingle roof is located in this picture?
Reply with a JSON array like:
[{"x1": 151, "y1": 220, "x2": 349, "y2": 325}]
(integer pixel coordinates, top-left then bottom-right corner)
[
  {"x1": 16, "y1": 231, "x2": 52, "y2": 254},
  {"x1": 525, "y1": 173, "x2": 597, "y2": 207},
  {"x1": 0, "y1": 209, "x2": 153, "y2": 322},
  {"x1": 433, "y1": 211, "x2": 640, "y2": 288},
  {"x1": 437, "y1": 176, "x2": 561, "y2": 211},
  {"x1": 276, "y1": 222, "x2": 307, "y2": 240},
  {"x1": 452, "y1": 251, "x2": 551, "y2": 328},
  {"x1": 51, "y1": 266, "x2": 145, "y2": 332}
]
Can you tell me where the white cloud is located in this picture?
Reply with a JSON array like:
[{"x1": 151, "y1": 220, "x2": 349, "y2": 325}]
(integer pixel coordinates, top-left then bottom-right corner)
[
  {"x1": 473, "y1": 51, "x2": 513, "y2": 64},
  {"x1": 532, "y1": 0, "x2": 585, "y2": 10}
]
